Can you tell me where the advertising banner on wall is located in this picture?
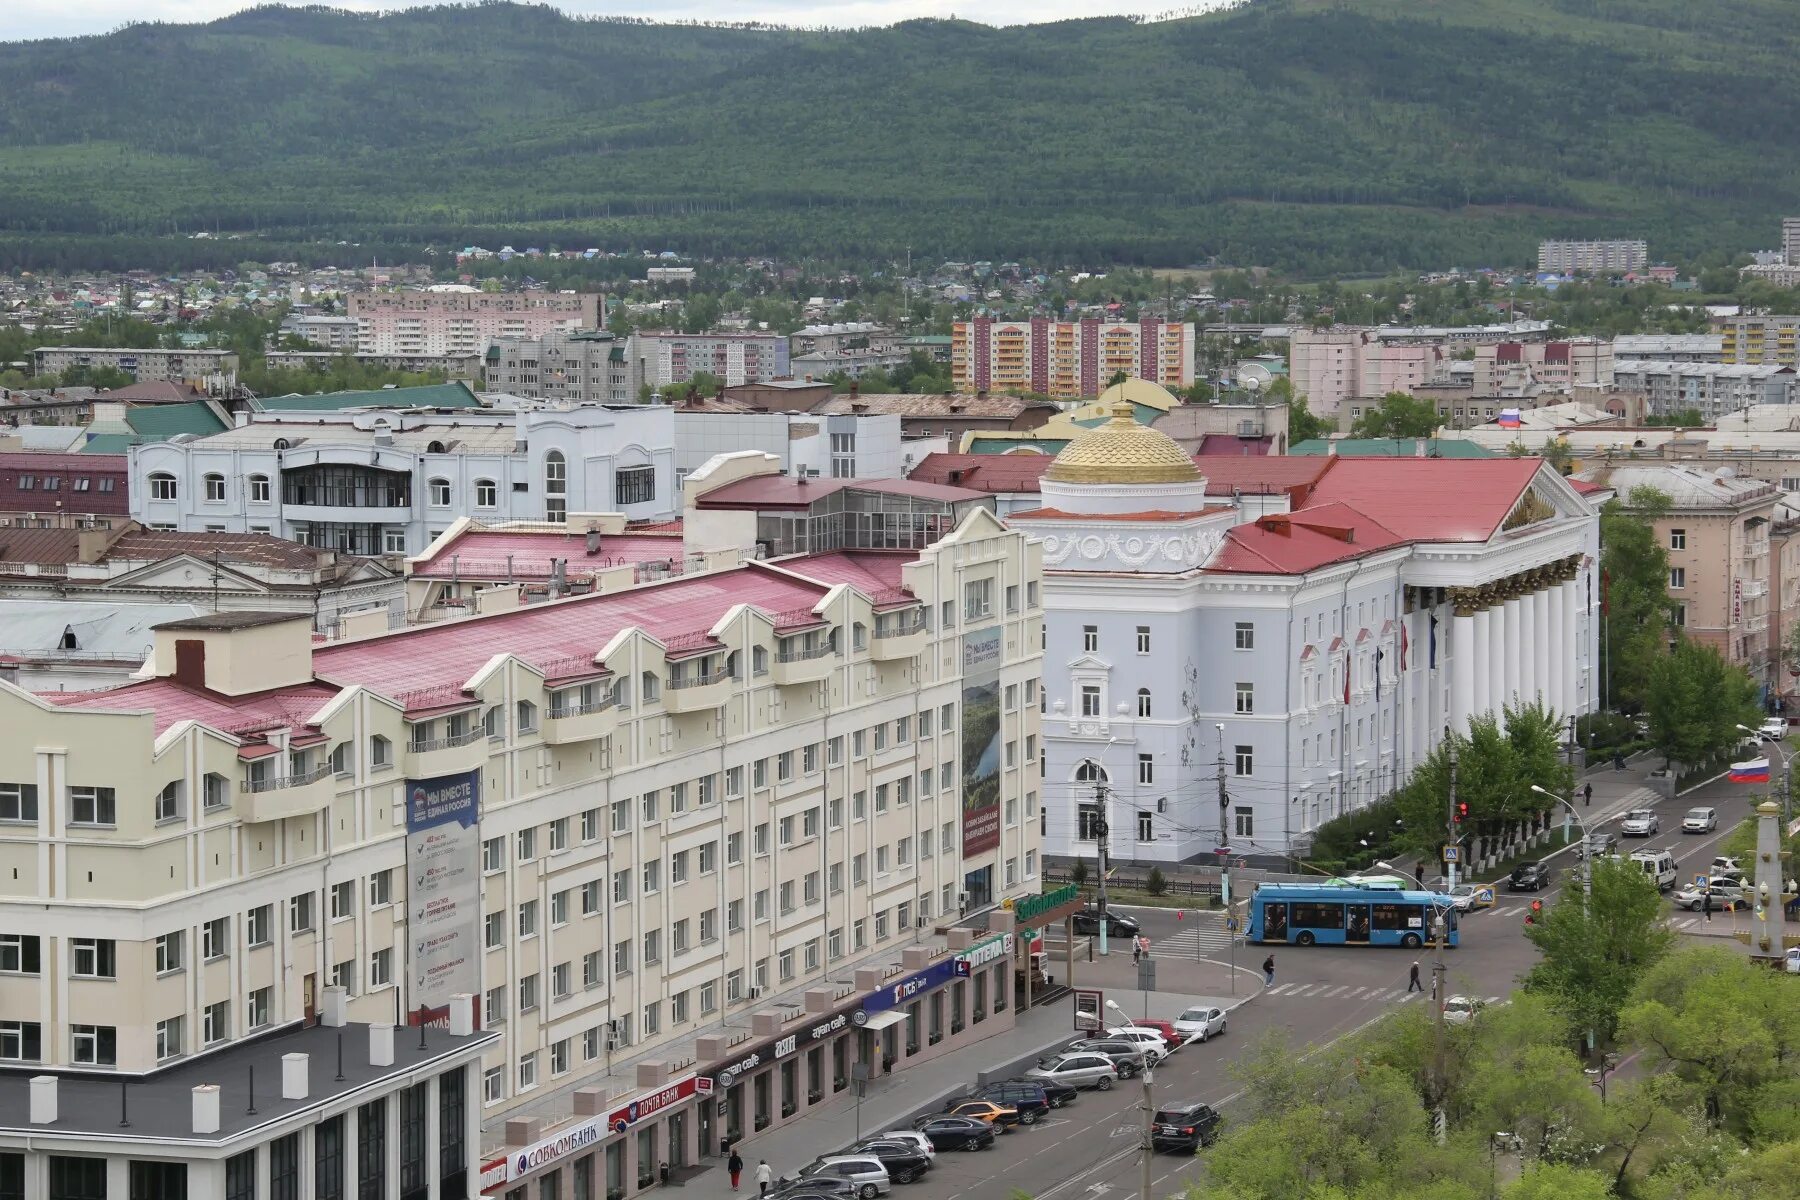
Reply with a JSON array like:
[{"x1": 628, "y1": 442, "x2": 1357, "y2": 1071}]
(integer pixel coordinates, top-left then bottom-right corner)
[
  {"x1": 405, "y1": 769, "x2": 482, "y2": 1025},
  {"x1": 960, "y1": 626, "x2": 1004, "y2": 857}
]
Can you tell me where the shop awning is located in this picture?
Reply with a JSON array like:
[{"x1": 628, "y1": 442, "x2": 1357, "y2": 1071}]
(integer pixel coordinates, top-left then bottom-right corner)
[{"x1": 860, "y1": 1010, "x2": 910, "y2": 1032}]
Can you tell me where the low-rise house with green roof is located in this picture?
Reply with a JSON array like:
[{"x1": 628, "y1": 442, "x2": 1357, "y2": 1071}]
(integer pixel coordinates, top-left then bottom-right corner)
[
  {"x1": 248, "y1": 380, "x2": 483, "y2": 413},
  {"x1": 1288, "y1": 437, "x2": 1496, "y2": 459}
]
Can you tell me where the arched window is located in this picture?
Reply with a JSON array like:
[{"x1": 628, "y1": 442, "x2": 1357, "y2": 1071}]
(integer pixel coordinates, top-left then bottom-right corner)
[
  {"x1": 428, "y1": 477, "x2": 452, "y2": 507},
  {"x1": 1074, "y1": 760, "x2": 1108, "y2": 784},
  {"x1": 148, "y1": 473, "x2": 177, "y2": 501},
  {"x1": 475, "y1": 478, "x2": 497, "y2": 508},
  {"x1": 544, "y1": 451, "x2": 567, "y2": 522},
  {"x1": 248, "y1": 474, "x2": 271, "y2": 504},
  {"x1": 426, "y1": 440, "x2": 448, "y2": 455},
  {"x1": 1137, "y1": 688, "x2": 1152, "y2": 718},
  {"x1": 203, "y1": 473, "x2": 226, "y2": 503}
]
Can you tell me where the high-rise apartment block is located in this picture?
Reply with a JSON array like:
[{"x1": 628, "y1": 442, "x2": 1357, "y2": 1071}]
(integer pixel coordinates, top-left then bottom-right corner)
[
  {"x1": 1783, "y1": 216, "x2": 1800, "y2": 266},
  {"x1": 485, "y1": 329, "x2": 643, "y2": 404},
  {"x1": 949, "y1": 319, "x2": 1194, "y2": 399},
  {"x1": 1536, "y1": 239, "x2": 1649, "y2": 274},
  {"x1": 1713, "y1": 314, "x2": 1800, "y2": 367},
  {"x1": 348, "y1": 290, "x2": 601, "y2": 357},
  {"x1": 632, "y1": 331, "x2": 790, "y2": 389}
]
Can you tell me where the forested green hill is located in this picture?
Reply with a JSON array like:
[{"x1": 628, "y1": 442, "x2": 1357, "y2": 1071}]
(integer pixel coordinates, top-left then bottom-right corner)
[{"x1": 0, "y1": 0, "x2": 1795, "y2": 272}]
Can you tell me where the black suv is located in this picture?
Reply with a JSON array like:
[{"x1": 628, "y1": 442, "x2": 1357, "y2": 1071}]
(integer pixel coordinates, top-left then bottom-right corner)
[
  {"x1": 1072, "y1": 908, "x2": 1141, "y2": 938},
  {"x1": 1507, "y1": 861, "x2": 1550, "y2": 891},
  {"x1": 1150, "y1": 1101, "x2": 1222, "y2": 1153},
  {"x1": 962, "y1": 1081, "x2": 1053, "y2": 1125},
  {"x1": 848, "y1": 1139, "x2": 933, "y2": 1184},
  {"x1": 1004, "y1": 1075, "x2": 1077, "y2": 1107}
]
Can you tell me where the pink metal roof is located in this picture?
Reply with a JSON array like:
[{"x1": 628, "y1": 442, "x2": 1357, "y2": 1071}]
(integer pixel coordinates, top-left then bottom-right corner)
[
  {"x1": 908, "y1": 453, "x2": 1053, "y2": 494},
  {"x1": 779, "y1": 552, "x2": 918, "y2": 606},
  {"x1": 414, "y1": 529, "x2": 686, "y2": 580},
  {"x1": 1300, "y1": 458, "x2": 1541, "y2": 543},
  {"x1": 47, "y1": 681, "x2": 339, "y2": 738},
  {"x1": 696, "y1": 476, "x2": 988, "y2": 510}
]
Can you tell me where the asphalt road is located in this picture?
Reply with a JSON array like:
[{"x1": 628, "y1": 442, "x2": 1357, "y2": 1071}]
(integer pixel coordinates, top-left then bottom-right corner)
[{"x1": 902, "y1": 774, "x2": 1761, "y2": 1200}]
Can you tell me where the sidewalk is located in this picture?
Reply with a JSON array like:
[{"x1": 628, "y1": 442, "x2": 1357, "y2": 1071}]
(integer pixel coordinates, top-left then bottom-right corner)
[{"x1": 727, "y1": 963, "x2": 1255, "y2": 1179}]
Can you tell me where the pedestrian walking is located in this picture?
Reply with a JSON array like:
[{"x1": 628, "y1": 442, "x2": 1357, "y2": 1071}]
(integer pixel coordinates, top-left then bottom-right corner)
[
  {"x1": 1613, "y1": 751, "x2": 1625, "y2": 771},
  {"x1": 756, "y1": 1161, "x2": 773, "y2": 1197},
  {"x1": 1138, "y1": 934, "x2": 1150, "y2": 960},
  {"x1": 1582, "y1": 782, "x2": 1593, "y2": 807},
  {"x1": 728, "y1": 1151, "x2": 744, "y2": 1192},
  {"x1": 1407, "y1": 961, "x2": 1422, "y2": 992},
  {"x1": 1131, "y1": 937, "x2": 1141, "y2": 965},
  {"x1": 1262, "y1": 955, "x2": 1275, "y2": 988},
  {"x1": 1704, "y1": 891, "x2": 1714, "y2": 922}
]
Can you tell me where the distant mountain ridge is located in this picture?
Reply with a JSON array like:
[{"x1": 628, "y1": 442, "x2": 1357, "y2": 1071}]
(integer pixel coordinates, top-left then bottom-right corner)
[{"x1": 0, "y1": 0, "x2": 1795, "y2": 271}]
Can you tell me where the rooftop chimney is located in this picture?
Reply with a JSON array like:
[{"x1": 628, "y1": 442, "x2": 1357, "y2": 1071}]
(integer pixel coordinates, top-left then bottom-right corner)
[
  {"x1": 29, "y1": 1076, "x2": 56, "y2": 1125},
  {"x1": 450, "y1": 993, "x2": 475, "y2": 1037},
  {"x1": 281, "y1": 1053, "x2": 309, "y2": 1101},
  {"x1": 192, "y1": 1085, "x2": 220, "y2": 1135},
  {"x1": 369, "y1": 1023, "x2": 395, "y2": 1068},
  {"x1": 319, "y1": 985, "x2": 349, "y2": 1028},
  {"x1": 585, "y1": 528, "x2": 602, "y2": 556}
]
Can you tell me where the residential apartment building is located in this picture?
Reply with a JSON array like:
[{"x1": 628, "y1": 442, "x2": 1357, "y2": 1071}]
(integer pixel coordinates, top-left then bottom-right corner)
[
  {"x1": 1537, "y1": 239, "x2": 1649, "y2": 274},
  {"x1": 1712, "y1": 314, "x2": 1800, "y2": 367},
  {"x1": 633, "y1": 331, "x2": 790, "y2": 389},
  {"x1": 278, "y1": 312, "x2": 361, "y2": 350},
  {"x1": 31, "y1": 347, "x2": 239, "y2": 392},
  {"x1": 348, "y1": 290, "x2": 601, "y2": 357},
  {"x1": 1287, "y1": 328, "x2": 1439, "y2": 414},
  {"x1": 1577, "y1": 464, "x2": 1787, "y2": 690},
  {"x1": 789, "y1": 323, "x2": 899, "y2": 358},
  {"x1": 1469, "y1": 339, "x2": 1615, "y2": 394},
  {"x1": 484, "y1": 330, "x2": 642, "y2": 404},
  {"x1": 0, "y1": 451, "x2": 130, "y2": 529},
  {"x1": 0, "y1": 471, "x2": 1043, "y2": 1196},
  {"x1": 263, "y1": 349, "x2": 486, "y2": 381},
  {"x1": 1613, "y1": 334, "x2": 1723, "y2": 362},
  {"x1": 672, "y1": 409, "x2": 903, "y2": 480},
  {"x1": 129, "y1": 405, "x2": 679, "y2": 556},
  {"x1": 948, "y1": 318, "x2": 1194, "y2": 399},
  {"x1": 1016, "y1": 406, "x2": 1600, "y2": 864},
  {"x1": 1611, "y1": 361, "x2": 1798, "y2": 421},
  {"x1": 1784, "y1": 216, "x2": 1800, "y2": 265}
]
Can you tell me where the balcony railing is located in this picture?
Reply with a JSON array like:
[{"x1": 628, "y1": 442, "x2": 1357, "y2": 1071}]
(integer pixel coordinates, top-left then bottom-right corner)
[
  {"x1": 874, "y1": 617, "x2": 928, "y2": 639},
  {"x1": 777, "y1": 643, "x2": 835, "y2": 663},
  {"x1": 548, "y1": 696, "x2": 618, "y2": 720},
  {"x1": 241, "y1": 765, "x2": 332, "y2": 794},
  {"x1": 669, "y1": 669, "x2": 732, "y2": 690},
  {"x1": 409, "y1": 729, "x2": 482, "y2": 753}
]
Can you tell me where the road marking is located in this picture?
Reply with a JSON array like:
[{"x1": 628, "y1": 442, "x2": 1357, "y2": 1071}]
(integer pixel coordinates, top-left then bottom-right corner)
[
  {"x1": 1398, "y1": 991, "x2": 1419, "y2": 1003},
  {"x1": 1269, "y1": 982, "x2": 1297, "y2": 994},
  {"x1": 1323, "y1": 985, "x2": 1350, "y2": 997}
]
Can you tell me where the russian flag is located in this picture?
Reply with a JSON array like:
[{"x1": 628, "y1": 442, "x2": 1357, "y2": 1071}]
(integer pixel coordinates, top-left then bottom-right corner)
[
  {"x1": 1730, "y1": 758, "x2": 1771, "y2": 784},
  {"x1": 1497, "y1": 408, "x2": 1522, "y2": 428}
]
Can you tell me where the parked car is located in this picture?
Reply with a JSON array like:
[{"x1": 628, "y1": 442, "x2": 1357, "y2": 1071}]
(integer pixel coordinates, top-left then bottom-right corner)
[
  {"x1": 1441, "y1": 996, "x2": 1484, "y2": 1026},
  {"x1": 872, "y1": 1132, "x2": 935, "y2": 1160},
  {"x1": 1026, "y1": 1053, "x2": 1120, "y2": 1091},
  {"x1": 1507, "y1": 861, "x2": 1551, "y2": 891},
  {"x1": 769, "y1": 1179, "x2": 860, "y2": 1200},
  {"x1": 1064, "y1": 1038, "x2": 1151, "y2": 1076},
  {"x1": 965, "y1": 1081, "x2": 1052, "y2": 1125},
  {"x1": 1711, "y1": 855, "x2": 1745, "y2": 876},
  {"x1": 1583, "y1": 830, "x2": 1620, "y2": 857},
  {"x1": 1759, "y1": 718, "x2": 1788, "y2": 741},
  {"x1": 1102, "y1": 1027, "x2": 1170, "y2": 1060},
  {"x1": 798, "y1": 1156, "x2": 891, "y2": 1199},
  {"x1": 1172, "y1": 1005, "x2": 1228, "y2": 1044},
  {"x1": 1150, "y1": 1101, "x2": 1222, "y2": 1153},
  {"x1": 847, "y1": 1140, "x2": 933, "y2": 1184},
  {"x1": 910, "y1": 1116, "x2": 995, "y2": 1152},
  {"x1": 1682, "y1": 807, "x2": 1718, "y2": 834},
  {"x1": 943, "y1": 1099, "x2": 1021, "y2": 1128},
  {"x1": 1072, "y1": 908, "x2": 1142, "y2": 938},
  {"x1": 1121, "y1": 1018, "x2": 1182, "y2": 1048},
  {"x1": 1448, "y1": 884, "x2": 1493, "y2": 913},
  {"x1": 1004, "y1": 1073, "x2": 1079, "y2": 1106},
  {"x1": 1620, "y1": 809, "x2": 1660, "y2": 837},
  {"x1": 1630, "y1": 849, "x2": 1678, "y2": 891},
  {"x1": 1672, "y1": 882, "x2": 1743, "y2": 912}
]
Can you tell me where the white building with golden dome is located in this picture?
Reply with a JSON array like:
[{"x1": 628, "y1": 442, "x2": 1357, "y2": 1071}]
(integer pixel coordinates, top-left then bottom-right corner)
[{"x1": 1012, "y1": 405, "x2": 1602, "y2": 865}]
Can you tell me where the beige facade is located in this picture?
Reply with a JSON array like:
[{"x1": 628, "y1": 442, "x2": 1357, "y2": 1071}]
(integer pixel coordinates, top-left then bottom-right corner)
[{"x1": 0, "y1": 510, "x2": 1043, "y2": 1150}]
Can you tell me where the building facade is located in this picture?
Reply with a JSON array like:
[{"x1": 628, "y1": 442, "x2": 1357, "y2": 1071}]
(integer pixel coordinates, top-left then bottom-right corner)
[
  {"x1": 0, "y1": 495, "x2": 1042, "y2": 1194},
  {"x1": 1712, "y1": 314, "x2": 1800, "y2": 367},
  {"x1": 278, "y1": 313, "x2": 361, "y2": 350},
  {"x1": 0, "y1": 451, "x2": 130, "y2": 529},
  {"x1": 1611, "y1": 361, "x2": 1799, "y2": 421},
  {"x1": 632, "y1": 332, "x2": 790, "y2": 389},
  {"x1": 31, "y1": 347, "x2": 239, "y2": 392},
  {"x1": 484, "y1": 331, "x2": 641, "y2": 405},
  {"x1": 672, "y1": 410, "x2": 903, "y2": 481},
  {"x1": 263, "y1": 350, "x2": 486, "y2": 381},
  {"x1": 128, "y1": 406, "x2": 679, "y2": 555},
  {"x1": 348, "y1": 291, "x2": 601, "y2": 358},
  {"x1": 1014, "y1": 406, "x2": 1600, "y2": 866},
  {"x1": 949, "y1": 319, "x2": 1195, "y2": 399},
  {"x1": 1468, "y1": 339, "x2": 1615, "y2": 394},
  {"x1": 1537, "y1": 239, "x2": 1649, "y2": 274}
]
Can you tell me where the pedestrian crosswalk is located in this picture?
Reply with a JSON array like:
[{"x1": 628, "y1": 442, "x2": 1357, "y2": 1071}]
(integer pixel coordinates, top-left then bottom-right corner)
[
  {"x1": 1261, "y1": 982, "x2": 1506, "y2": 1006},
  {"x1": 1144, "y1": 921, "x2": 1235, "y2": 957}
]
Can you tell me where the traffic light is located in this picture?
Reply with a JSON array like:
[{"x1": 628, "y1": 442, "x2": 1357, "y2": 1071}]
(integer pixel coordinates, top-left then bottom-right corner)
[
  {"x1": 1530, "y1": 899, "x2": 1543, "y2": 913},
  {"x1": 1455, "y1": 802, "x2": 1469, "y2": 823}
]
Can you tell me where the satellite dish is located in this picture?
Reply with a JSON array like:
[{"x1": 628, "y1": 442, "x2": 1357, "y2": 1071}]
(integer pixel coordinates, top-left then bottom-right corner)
[{"x1": 1241, "y1": 376, "x2": 1262, "y2": 394}]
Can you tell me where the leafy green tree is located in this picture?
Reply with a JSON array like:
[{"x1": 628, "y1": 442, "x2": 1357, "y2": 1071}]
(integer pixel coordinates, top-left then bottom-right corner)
[
  {"x1": 1349, "y1": 392, "x2": 1440, "y2": 439},
  {"x1": 1524, "y1": 856, "x2": 1675, "y2": 1045},
  {"x1": 1600, "y1": 488, "x2": 1679, "y2": 712},
  {"x1": 1288, "y1": 395, "x2": 1331, "y2": 443},
  {"x1": 1503, "y1": 1164, "x2": 1615, "y2": 1200},
  {"x1": 1643, "y1": 639, "x2": 1760, "y2": 769},
  {"x1": 1389, "y1": 702, "x2": 1572, "y2": 862},
  {"x1": 1467, "y1": 1043, "x2": 1605, "y2": 1163}
]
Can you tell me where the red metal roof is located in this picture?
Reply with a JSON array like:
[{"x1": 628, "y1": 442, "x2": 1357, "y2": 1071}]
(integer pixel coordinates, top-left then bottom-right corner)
[
  {"x1": 414, "y1": 529, "x2": 686, "y2": 580},
  {"x1": 1199, "y1": 456, "x2": 1338, "y2": 500},
  {"x1": 908, "y1": 453, "x2": 1053, "y2": 494},
  {"x1": 1300, "y1": 458, "x2": 1541, "y2": 542},
  {"x1": 696, "y1": 476, "x2": 988, "y2": 510},
  {"x1": 1195, "y1": 435, "x2": 1273, "y2": 456},
  {"x1": 1568, "y1": 479, "x2": 1608, "y2": 496},
  {"x1": 47, "y1": 681, "x2": 340, "y2": 738},
  {"x1": 1208, "y1": 504, "x2": 1407, "y2": 576}
]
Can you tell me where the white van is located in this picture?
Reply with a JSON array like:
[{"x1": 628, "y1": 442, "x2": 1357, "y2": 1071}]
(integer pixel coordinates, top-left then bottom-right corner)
[{"x1": 1630, "y1": 848, "x2": 1678, "y2": 891}]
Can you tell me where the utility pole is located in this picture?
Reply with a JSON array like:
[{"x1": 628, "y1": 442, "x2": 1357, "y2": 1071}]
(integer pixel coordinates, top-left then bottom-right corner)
[
  {"x1": 1216, "y1": 725, "x2": 1230, "y2": 906},
  {"x1": 1430, "y1": 906, "x2": 1448, "y2": 1143},
  {"x1": 1138, "y1": 1066, "x2": 1155, "y2": 1200},
  {"x1": 1445, "y1": 731, "x2": 1460, "y2": 891},
  {"x1": 1095, "y1": 773, "x2": 1111, "y2": 958}
]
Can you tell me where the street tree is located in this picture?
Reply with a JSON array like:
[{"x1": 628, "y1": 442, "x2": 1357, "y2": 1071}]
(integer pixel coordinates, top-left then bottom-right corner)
[
  {"x1": 1389, "y1": 702, "x2": 1573, "y2": 862},
  {"x1": 1643, "y1": 638, "x2": 1760, "y2": 769},
  {"x1": 1349, "y1": 391, "x2": 1440, "y2": 439},
  {"x1": 1501, "y1": 1164, "x2": 1615, "y2": 1200},
  {"x1": 1468, "y1": 1043, "x2": 1606, "y2": 1163},
  {"x1": 1524, "y1": 856, "x2": 1675, "y2": 1044},
  {"x1": 1600, "y1": 487, "x2": 1680, "y2": 712}
]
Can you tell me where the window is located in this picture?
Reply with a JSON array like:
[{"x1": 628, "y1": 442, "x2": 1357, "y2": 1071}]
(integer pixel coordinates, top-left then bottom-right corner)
[
  {"x1": 1235, "y1": 621, "x2": 1255, "y2": 650},
  {"x1": 519, "y1": 973, "x2": 539, "y2": 1012},
  {"x1": 149, "y1": 473, "x2": 177, "y2": 500},
  {"x1": 517, "y1": 828, "x2": 537, "y2": 862},
  {"x1": 518, "y1": 900, "x2": 538, "y2": 938},
  {"x1": 778, "y1": 751, "x2": 794, "y2": 782},
  {"x1": 1081, "y1": 685, "x2": 1101, "y2": 717},
  {"x1": 616, "y1": 466, "x2": 656, "y2": 506},
  {"x1": 202, "y1": 917, "x2": 229, "y2": 960},
  {"x1": 369, "y1": 870, "x2": 393, "y2": 907},
  {"x1": 1670, "y1": 566, "x2": 1686, "y2": 589},
  {"x1": 519, "y1": 1052, "x2": 538, "y2": 1092},
  {"x1": 672, "y1": 918, "x2": 690, "y2": 954},
  {"x1": 369, "y1": 734, "x2": 392, "y2": 769},
  {"x1": 1234, "y1": 744, "x2": 1254, "y2": 776},
  {"x1": 642, "y1": 791, "x2": 660, "y2": 822},
  {"x1": 483, "y1": 837, "x2": 504, "y2": 873},
  {"x1": 485, "y1": 910, "x2": 504, "y2": 950},
  {"x1": 642, "y1": 859, "x2": 660, "y2": 893},
  {"x1": 369, "y1": 948, "x2": 393, "y2": 989},
  {"x1": 245, "y1": 905, "x2": 272, "y2": 948},
  {"x1": 204, "y1": 473, "x2": 226, "y2": 502},
  {"x1": 1083, "y1": 625, "x2": 1099, "y2": 652},
  {"x1": 643, "y1": 929, "x2": 661, "y2": 965},
  {"x1": 72, "y1": 1024, "x2": 116, "y2": 1065},
  {"x1": 154, "y1": 780, "x2": 182, "y2": 823},
  {"x1": 548, "y1": 816, "x2": 568, "y2": 853},
  {"x1": 699, "y1": 840, "x2": 717, "y2": 874},
  {"x1": 484, "y1": 1067, "x2": 505, "y2": 1105},
  {"x1": 428, "y1": 478, "x2": 452, "y2": 507},
  {"x1": 249, "y1": 474, "x2": 271, "y2": 503},
  {"x1": 517, "y1": 700, "x2": 538, "y2": 733},
  {"x1": 204, "y1": 1000, "x2": 229, "y2": 1044},
  {"x1": 72, "y1": 938, "x2": 115, "y2": 978},
  {"x1": 1136, "y1": 625, "x2": 1151, "y2": 654},
  {"x1": 290, "y1": 892, "x2": 315, "y2": 934},
  {"x1": 475, "y1": 479, "x2": 497, "y2": 507},
  {"x1": 964, "y1": 577, "x2": 994, "y2": 621},
  {"x1": 156, "y1": 1016, "x2": 184, "y2": 1060},
  {"x1": 671, "y1": 849, "x2": 689, "y2": 885},
  {"x1": 1669, "y1": 528, "x2": 1686, "y2": 551},
  {"x1": 1235, "y1": 682, "x2": 1254, "y2": 714},
  {"x1": 247, "y1": 986, "x2": 272, "y2": 1029},
  {"x1": 1138, "y1": 753, "x2": 1154, "y2": 785},
  {"x1": 1235, "y1": 806, "x2": 1255, "y2": 837},
  {"x1": 0, "y1": 782, "x2": 37, "y2": 822},
  {"x1": 69, "y1": 786, "x2": 115, "y2": 826},
  {"x1": 543, "y1": 450, "x2": 567, "y2": 522},
  {"x1": 0, "y1": 934, "x2": 40, "y2": 974}
]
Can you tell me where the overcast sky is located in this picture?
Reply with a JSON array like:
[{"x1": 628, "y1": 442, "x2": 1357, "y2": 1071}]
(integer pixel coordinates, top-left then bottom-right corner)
[{"x1": 3, "y1": 2, "x2": 1222, "y2": 43}]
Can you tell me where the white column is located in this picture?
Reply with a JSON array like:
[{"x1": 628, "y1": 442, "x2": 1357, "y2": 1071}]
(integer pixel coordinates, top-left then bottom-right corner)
[
  {"x1": 1455, "y1": 603, "x2": 1482, "y2": 736},
  {"x1": 1547, "y1": 581, "x2": 1567, "y2": 721},
  {"x1": 426, "y1": 1074, "x2": 443, "y2": 1199},
  {"x1": 1408, "y1": 606, "x2": 1429, "y2": 771},
  {"x1": 1560, "y1": 578, "x2": 1582, "y2": 718},
  {"x1": 1532, "y1": 584, "x2": 1553, "y2": 713},
  {"x1": 1502, "y1": 592, "x2": 1524, "y2": 712},
  {"x1": 1488, "y1": 595, "x2": 1508, "y2": 720}
]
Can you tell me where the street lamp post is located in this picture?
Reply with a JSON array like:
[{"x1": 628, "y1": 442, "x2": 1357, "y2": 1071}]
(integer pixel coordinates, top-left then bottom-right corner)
[
  {"x1": 1378, "y1": 859, "x2": 1451, "y2": 1134},
  {"x1": 1737, "y1": 725, "x2": 1793, "y2": 823},
  {"x1": 1529, "y1": 784, "x2": 1594, "y2": 909},
  {"x1": 1108, "y1": 998, "x2": 1155, "y2": 1200}
]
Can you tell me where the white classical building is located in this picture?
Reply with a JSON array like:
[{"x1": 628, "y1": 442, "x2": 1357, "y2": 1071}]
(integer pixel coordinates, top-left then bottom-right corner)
[
  {"x1": 1015, "y1": 403, "x2": 1601, "y2": 865},
  {"x1": 129, "y1": 406, "x2": 678, "y2": 555}
]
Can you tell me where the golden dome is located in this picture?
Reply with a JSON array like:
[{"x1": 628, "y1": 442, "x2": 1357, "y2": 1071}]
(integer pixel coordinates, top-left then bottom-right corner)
[{"x1": 1044, "y1": 398, "x2": 1203, "y2": 486}]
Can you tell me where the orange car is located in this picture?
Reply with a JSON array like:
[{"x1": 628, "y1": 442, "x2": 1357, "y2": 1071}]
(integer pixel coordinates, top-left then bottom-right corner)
[{"x1": 944, "y1": 1099, "x2": 1021, "y2": 1129}]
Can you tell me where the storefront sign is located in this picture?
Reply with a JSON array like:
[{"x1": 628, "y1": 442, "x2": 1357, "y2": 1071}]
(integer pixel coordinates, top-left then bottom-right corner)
[
  {"x1": 863, "y1": 932, "x2": 1012, "y2": 1013},
  {"x1": 960, "y1": 627, "x2": 1004, "y2": 857},
  {"x1": 956, "y1": 932, "x2": 1015, "y2": 971},
  {"x1": 484, "y1": 1076, "x2": 698, "y2": 1191},
  {"x1": 610, "y1": 1074, "x2": 698, "y2": 1130},
  {"x1": 405, "y1": 769, "x2": 481, "y2": 1024},
  {"x1": 705, "y1": 1008, "x2": 857, "y2": 1089},
  {"x1": 1011, "y1": 884, "x2": 1080, "y2": 925}
]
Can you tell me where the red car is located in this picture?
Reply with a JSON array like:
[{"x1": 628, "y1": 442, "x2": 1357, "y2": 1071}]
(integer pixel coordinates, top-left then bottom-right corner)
[{"x1": 1122, "y1": 1018, "x2": 1183, "y2": 1049}]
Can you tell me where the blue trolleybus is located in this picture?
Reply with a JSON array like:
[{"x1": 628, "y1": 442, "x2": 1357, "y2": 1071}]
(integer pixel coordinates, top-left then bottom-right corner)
[{"x1": 1247, "y1": 882, "x2": 1459, "y2": 948}]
